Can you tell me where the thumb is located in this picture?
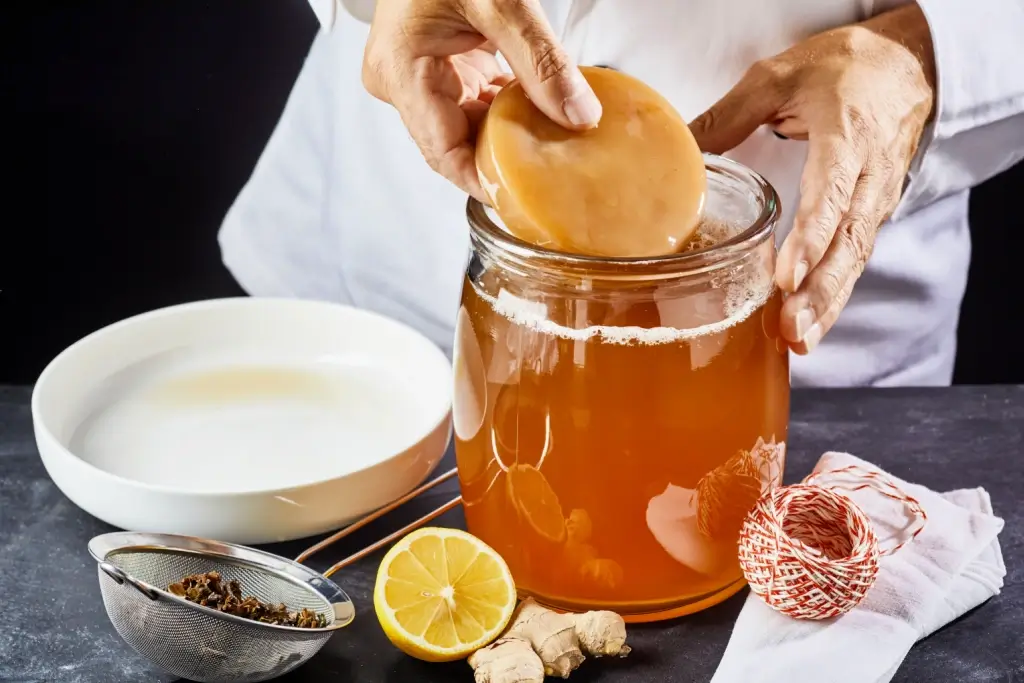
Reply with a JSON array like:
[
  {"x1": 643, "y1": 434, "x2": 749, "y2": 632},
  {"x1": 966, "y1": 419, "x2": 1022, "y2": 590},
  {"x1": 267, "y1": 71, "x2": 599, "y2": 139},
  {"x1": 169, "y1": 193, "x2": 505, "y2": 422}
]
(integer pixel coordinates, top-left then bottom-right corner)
[
  {"x1": 474, "y1": 0, "x2": 601, "y2": 129},
  {"x1": 690, "y1": 63, "x2": 788, "y2": 154}
]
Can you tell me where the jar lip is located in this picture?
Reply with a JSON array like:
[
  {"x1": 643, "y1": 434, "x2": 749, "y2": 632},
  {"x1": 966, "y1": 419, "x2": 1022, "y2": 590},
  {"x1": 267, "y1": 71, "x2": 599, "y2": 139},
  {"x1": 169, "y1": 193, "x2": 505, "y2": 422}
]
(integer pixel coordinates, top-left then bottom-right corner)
[{"x1": 466, "y1": 153, "x2": 780, "y2": 275}]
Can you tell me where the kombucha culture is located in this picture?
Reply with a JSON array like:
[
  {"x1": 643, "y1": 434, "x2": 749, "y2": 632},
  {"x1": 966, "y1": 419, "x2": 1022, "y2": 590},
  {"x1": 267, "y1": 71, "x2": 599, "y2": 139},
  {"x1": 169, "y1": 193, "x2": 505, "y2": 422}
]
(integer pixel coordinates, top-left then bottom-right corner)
[{"x1": 452, "y1": 160, "x2": 790, "y2": 621}]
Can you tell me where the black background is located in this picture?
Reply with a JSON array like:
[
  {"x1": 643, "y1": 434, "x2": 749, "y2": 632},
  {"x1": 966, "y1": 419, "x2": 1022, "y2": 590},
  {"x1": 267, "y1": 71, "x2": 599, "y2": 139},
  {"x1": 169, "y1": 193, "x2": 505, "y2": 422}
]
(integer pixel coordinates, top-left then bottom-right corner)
[{"x1": 5, "y1": 1, "x2": 1023, "y2": 385}]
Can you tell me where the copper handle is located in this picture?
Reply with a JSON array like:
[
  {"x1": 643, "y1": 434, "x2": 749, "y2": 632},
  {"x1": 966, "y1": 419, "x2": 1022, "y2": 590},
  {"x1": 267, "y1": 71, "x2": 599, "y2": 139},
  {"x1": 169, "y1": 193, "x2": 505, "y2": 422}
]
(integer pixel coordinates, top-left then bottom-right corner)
[
  {"x1": 322, "y1": 496, "x2": 463, "y2": 578},
  {"x1": 294, "y1": 467, "x2": 461, "y2": 570}
]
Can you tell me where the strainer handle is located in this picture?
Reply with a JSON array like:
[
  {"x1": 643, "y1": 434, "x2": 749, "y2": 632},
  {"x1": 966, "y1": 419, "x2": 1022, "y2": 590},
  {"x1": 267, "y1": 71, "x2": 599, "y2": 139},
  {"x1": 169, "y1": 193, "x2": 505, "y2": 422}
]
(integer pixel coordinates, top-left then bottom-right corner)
[
  {"x1": 322, "y1": 495, "x2": 463, "y2": 578},
  {"x1": 295, "y1": 467, "x2": 458, "y2": 565},
  {"x1": 99, "y1": 562, "x2": 160, "y2": 601}
]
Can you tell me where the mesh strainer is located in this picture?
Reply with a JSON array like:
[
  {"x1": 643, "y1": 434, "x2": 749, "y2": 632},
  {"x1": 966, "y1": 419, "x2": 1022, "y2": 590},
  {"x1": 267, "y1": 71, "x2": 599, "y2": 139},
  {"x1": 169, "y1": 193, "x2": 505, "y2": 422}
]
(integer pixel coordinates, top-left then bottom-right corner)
[
  {"x1": 87, "y1": 469, "x2": 462, "y2": 683},
  {"x1": 88, "y1": 532, "x2": 355, "y2": 683}
]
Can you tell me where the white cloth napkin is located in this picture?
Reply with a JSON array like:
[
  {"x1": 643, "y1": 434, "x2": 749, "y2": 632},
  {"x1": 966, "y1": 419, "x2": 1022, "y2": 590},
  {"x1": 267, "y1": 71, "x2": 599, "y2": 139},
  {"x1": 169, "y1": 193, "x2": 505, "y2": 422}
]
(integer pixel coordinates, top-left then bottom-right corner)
[{"x1": 711, "y1": 451, "x2": 1006, "y2": 683}]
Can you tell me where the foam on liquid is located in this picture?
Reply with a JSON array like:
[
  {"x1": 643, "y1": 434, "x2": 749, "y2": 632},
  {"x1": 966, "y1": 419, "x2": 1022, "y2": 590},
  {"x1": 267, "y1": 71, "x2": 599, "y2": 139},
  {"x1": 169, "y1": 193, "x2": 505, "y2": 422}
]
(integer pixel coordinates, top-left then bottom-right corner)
[{"x1": 480, "y1": 217, "x2": 773, "y2": 345}]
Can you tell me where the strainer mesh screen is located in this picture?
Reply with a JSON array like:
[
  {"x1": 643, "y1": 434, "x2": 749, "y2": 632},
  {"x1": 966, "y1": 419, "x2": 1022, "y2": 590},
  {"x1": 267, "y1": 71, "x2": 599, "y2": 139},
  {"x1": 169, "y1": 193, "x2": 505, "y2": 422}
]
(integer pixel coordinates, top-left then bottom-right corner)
[{"x1": 99, "y1": 549, "x2": 334, "y2": 683}]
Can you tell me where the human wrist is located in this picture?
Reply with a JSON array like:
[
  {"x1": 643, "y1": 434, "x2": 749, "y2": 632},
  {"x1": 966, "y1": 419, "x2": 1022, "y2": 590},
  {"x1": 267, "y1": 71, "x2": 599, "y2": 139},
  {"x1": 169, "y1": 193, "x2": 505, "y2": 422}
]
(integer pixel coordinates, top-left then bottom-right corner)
[{"x1": 863, "y1": 4, "x2": 937, "y2": 99}]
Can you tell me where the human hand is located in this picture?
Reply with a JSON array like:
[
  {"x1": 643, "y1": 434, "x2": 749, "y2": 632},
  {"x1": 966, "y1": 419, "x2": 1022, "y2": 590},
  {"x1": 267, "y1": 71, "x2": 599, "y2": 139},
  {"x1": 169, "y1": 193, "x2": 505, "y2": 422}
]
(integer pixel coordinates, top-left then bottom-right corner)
[
  {"x1": 689, "y1": 4, "x2": 936, "y2": 354},
  {"x1": 362, "y1": 0, "x2": 603, "y2": 202}
]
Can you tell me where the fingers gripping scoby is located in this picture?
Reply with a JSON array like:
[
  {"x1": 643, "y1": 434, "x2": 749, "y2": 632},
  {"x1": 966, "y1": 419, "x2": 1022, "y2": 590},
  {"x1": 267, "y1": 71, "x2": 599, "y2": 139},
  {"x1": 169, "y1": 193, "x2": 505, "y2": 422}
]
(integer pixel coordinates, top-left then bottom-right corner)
[
  {"x1": 466, "y1": 0, "x2": 602, "y2": 129},
  {"x1": 361, "y1": 0, "x2": 602, "y2": 200}
]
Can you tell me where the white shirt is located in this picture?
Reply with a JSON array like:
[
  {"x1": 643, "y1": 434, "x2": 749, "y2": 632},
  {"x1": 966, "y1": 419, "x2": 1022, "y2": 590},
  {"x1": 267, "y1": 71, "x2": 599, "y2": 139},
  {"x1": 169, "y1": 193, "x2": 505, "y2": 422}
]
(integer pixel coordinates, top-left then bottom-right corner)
[{"x1": 218, "y1": 0, "x2": 1024, "y2": 388}]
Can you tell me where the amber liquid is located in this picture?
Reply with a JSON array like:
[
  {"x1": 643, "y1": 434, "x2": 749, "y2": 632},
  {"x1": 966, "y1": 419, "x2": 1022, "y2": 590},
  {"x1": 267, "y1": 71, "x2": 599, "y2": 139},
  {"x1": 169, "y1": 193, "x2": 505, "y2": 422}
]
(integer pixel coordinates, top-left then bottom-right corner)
[{"x1": 453, "y1": 270, "x2": 790, "y2": 620}]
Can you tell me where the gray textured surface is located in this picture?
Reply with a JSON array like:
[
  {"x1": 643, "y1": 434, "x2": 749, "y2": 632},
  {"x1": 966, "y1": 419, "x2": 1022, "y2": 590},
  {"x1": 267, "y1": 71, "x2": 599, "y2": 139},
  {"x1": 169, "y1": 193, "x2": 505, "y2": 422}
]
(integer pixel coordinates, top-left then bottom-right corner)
[{"x1": 1, "y1": 385, "x2": 1022, "y2": 683}]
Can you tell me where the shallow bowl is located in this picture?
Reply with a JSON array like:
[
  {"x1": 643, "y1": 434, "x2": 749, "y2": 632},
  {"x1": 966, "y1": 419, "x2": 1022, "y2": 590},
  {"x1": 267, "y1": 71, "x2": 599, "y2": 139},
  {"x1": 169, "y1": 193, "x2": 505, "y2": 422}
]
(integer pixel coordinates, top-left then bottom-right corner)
[{"x1": 32, "y1": 297, "x2": 452, "y2": 544}]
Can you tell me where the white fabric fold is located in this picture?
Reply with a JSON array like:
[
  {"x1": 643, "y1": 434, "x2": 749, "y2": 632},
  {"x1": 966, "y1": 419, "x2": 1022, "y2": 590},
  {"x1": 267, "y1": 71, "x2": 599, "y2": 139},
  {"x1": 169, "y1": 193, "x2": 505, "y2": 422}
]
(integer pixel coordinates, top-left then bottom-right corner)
[{"x1": 711, "y1": 451, "x2": 1006, "y2": 683}]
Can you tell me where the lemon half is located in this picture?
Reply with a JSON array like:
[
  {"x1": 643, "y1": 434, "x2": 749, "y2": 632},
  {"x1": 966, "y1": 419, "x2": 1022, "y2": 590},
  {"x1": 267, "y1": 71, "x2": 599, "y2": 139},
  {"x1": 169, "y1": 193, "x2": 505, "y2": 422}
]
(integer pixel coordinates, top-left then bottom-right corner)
[{"x1": 374, "y1": 527, "x2": 517, "y2": 662}]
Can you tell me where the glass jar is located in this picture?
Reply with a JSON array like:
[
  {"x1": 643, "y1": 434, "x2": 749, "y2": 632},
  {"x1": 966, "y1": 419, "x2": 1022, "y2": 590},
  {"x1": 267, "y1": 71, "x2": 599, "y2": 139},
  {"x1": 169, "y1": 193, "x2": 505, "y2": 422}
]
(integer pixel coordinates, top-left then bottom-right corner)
[{"x1": 452, "y1": 155, "x2": 789, "y2": 622}]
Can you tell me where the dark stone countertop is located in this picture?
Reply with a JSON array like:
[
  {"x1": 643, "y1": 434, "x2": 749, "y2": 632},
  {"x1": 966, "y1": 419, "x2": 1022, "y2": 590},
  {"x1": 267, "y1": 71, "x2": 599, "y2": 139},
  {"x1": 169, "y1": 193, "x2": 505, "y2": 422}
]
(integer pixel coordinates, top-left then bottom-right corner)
[{"x1": 1, "y1": 385, "x2": 1022, "y2": 683}]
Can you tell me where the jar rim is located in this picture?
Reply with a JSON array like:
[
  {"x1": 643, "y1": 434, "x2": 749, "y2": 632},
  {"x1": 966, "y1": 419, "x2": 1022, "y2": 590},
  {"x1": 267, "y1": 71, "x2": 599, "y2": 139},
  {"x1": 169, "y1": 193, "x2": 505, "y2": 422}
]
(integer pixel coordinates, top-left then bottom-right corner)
[{"x1": 466, "y1": 153, "x2": 780, "y2": 277}]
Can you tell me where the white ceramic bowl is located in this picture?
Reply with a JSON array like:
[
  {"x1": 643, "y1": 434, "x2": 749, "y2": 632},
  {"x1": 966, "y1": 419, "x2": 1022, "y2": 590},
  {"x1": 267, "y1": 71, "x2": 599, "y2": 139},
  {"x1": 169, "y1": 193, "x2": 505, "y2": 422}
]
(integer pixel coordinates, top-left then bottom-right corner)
[{"x1": 32, "y1": 297, "x2": 453, "y2": 545}]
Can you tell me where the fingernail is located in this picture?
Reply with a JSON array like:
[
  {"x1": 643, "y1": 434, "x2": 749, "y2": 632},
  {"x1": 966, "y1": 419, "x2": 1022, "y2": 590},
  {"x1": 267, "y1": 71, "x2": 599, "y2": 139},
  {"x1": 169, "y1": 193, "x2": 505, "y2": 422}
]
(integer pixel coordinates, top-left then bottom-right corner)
[
  {"x1": 802, "y1": 322, "x2": 823, "y2": 352},
  {"x1": 794, "y1": 308, "x2": 815, "y2": 341},
  {"x1": 792, "y1": 261, "x2": 809, "y2": 290},
  {"x1": 563, "y1": 74, "x2": 602, "y2": 128}
]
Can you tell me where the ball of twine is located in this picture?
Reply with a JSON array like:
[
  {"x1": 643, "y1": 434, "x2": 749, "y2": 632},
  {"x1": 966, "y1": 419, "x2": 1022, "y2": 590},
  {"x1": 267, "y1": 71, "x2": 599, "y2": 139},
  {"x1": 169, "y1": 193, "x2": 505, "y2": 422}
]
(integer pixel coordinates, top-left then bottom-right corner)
[{"x1": 738, "y1": 465, "x2": 927, "y2": 620}]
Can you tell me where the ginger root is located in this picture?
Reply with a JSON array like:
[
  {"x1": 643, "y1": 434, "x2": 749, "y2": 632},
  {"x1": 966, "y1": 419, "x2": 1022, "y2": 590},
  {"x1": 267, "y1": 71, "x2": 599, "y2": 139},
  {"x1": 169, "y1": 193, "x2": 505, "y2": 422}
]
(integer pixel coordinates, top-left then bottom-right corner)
[{"x1": 468, "y1": 598, "x2": 630, "y2": 683}]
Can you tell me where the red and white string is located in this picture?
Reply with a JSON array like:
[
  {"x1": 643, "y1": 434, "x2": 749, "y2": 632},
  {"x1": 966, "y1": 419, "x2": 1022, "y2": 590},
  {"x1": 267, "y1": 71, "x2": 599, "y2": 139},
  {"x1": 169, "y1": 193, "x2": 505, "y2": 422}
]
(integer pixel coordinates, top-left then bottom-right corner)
[{"x1": 738, "y1": 465, "x2": 927, "y2": 620}]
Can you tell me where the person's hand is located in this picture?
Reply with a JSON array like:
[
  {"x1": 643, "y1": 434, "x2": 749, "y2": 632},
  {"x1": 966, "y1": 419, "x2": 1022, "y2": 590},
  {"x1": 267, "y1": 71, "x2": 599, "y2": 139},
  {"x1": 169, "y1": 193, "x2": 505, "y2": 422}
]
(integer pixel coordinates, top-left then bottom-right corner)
[
  {"x1": 689, "y1": 4, "x2": 936, "y2": 354},
  {"x1": 362, "y1": 0, "x2": 603, "y2": 202}
]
